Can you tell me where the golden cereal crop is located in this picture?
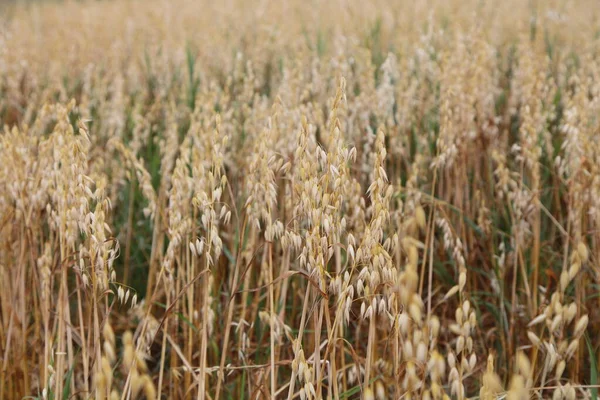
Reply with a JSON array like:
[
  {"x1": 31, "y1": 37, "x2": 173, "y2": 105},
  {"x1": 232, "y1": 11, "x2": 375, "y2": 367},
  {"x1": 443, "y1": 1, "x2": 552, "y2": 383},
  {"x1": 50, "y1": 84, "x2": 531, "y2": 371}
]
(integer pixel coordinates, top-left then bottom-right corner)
[{"x1": 0, "y1": 0, "x2": 599, "y2": 399}]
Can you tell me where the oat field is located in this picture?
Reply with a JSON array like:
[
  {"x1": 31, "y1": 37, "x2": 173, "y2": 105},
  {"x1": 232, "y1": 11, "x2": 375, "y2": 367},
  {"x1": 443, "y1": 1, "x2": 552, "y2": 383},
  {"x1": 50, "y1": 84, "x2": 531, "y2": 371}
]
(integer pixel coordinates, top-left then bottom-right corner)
[{"x1": 0, "y1": 0, "x2": 599, "y2": 399}]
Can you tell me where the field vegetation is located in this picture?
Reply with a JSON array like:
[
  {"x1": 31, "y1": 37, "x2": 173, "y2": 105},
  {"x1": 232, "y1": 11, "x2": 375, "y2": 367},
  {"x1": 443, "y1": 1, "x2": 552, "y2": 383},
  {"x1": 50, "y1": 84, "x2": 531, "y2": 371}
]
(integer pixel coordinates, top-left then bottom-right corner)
[{"x1": 0, "y1": 0, "x2": 599, "y2": 399}]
